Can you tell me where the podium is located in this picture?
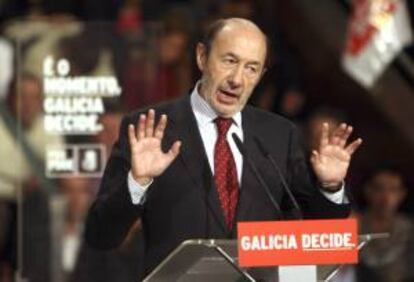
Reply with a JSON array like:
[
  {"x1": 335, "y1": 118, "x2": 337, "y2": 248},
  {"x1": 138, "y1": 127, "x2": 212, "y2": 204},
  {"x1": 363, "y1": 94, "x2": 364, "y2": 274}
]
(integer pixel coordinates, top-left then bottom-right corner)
[{"x1": 143, "y1": 234, "x2": 388, "y2": 282}]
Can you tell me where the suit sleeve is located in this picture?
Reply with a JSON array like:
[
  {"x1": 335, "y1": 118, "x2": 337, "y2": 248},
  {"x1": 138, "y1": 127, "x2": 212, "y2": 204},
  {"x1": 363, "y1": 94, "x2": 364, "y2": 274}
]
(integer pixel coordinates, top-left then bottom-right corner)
[
  {"x1": 84, "y1": 115, "x2": 144, "y2": 249},
  {"x1": 286, "y1": 124, "x2": 351, "y2": 219}
]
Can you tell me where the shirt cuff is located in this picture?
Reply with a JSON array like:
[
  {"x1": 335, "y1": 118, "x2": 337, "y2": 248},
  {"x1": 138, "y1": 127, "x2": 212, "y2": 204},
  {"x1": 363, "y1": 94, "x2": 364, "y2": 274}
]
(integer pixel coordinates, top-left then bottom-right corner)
[
  {"x1": 127, "y1": 171, "x2": 153, "y2": 205},
  {"x1": 320, "y1": 183, "x2": 349, "y2": 204}
]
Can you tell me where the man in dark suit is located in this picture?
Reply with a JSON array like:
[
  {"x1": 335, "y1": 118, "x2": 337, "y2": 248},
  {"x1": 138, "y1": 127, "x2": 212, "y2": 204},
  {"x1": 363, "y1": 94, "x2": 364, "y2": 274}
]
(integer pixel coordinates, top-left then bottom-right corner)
[{"x1": 85, "y1": 18, "x2": 362, "y2": 278}]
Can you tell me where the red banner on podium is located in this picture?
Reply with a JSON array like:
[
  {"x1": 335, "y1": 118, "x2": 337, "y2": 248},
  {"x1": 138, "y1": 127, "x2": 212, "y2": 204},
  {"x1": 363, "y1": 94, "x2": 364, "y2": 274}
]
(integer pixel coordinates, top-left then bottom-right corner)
[{"x1": 237, "y1": 219, "x2": 358, "y2": 267}]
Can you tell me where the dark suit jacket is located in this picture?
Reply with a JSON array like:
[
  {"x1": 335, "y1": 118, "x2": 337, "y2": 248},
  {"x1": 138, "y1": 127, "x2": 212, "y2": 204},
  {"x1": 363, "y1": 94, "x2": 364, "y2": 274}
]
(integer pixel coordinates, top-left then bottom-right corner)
[{"x1": 85, "y1": 95, "x2": 351, "y2": 278}]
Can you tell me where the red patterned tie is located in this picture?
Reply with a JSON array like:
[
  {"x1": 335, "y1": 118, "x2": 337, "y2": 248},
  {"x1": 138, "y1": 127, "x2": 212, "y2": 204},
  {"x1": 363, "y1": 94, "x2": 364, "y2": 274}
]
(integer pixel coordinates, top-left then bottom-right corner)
[{"x1": 214, "y1": 117, "x2": 239, "y2": 229}]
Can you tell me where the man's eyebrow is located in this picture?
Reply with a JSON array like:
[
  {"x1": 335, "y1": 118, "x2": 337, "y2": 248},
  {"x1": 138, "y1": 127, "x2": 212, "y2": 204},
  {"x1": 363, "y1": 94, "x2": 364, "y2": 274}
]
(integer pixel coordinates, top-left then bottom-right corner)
[
  {"x1": 221, "y1": 52, "x2": 239, "y2": 59},
  {"x1": 222, "y1": 52, "x2": 262, "y2": 66},
  {"x1": 246, "y1": 61, "x2": 261, "y2": 66}
]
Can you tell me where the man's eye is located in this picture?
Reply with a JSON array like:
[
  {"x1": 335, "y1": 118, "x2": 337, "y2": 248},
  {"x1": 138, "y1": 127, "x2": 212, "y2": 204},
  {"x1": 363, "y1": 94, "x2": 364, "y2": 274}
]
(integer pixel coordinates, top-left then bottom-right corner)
[
  {"x1": 246, "y1": 66, "x2": 259, "y2": 75},
  {"x1": 223, "y1": 58, "x2": 236, "y2": 64}
]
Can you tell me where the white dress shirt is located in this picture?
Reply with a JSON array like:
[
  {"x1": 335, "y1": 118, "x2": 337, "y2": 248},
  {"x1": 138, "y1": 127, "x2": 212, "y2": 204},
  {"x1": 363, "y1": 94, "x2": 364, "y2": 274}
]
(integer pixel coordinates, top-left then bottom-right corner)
[{"x1": 128, "y1": 85, "x2": 346, "y2": 205}]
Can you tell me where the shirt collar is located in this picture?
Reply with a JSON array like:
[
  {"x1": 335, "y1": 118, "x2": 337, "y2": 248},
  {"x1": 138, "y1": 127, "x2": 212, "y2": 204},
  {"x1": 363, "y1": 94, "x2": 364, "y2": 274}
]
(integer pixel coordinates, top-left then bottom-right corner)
[{"x1": 190, "y1": 81, "x2": 242, "y2": 128}]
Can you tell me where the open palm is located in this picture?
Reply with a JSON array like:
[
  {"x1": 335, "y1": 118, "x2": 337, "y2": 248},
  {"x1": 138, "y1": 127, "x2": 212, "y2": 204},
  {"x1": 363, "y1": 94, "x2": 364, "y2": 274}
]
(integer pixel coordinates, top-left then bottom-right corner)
[
  {"x1": 310, "y1": 123, "x2": 362, "y2": 189},
  {"x1": 128, "y1": 109, "x2": 181, "y2": 185}
]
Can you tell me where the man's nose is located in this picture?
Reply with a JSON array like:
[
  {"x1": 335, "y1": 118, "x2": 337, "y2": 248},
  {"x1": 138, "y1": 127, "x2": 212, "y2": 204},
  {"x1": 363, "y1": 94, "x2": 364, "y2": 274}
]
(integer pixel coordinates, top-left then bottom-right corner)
[{"x1": 228, "y1": 65, "x2": 243, "y2": 88}]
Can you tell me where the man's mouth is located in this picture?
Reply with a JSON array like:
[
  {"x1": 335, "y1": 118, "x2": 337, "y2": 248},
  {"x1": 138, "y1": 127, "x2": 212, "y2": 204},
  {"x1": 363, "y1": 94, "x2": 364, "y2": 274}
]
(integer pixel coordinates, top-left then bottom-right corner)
[{"x1": 216, "y1": 89, "x2": 239, "y2": 104}]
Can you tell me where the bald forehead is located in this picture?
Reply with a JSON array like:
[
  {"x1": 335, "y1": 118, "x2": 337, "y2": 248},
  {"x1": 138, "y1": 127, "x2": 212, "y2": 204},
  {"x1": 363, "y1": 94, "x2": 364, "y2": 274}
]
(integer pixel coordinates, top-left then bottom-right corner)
[
  {"x1": 222, "y1": 18, "x2": 264, "y2": 35},
  {"x1": 218, "y1": 18, "x2": 266, "y2": 44},
  {"x1": 212, "y1": 18, "x2": 267, "y2": 62}
]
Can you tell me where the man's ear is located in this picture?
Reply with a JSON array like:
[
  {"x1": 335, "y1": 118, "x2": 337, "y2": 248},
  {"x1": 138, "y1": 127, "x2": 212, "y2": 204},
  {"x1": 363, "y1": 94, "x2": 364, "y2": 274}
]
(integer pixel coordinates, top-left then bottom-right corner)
[{"x1": 196, "y1": 43, "x2": 207, "y2": 72}]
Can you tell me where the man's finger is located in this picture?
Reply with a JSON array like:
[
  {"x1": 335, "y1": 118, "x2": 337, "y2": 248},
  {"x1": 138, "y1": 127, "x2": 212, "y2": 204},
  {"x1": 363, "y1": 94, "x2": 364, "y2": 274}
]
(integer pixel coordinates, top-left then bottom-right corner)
[
  {"x1": 310, "y1": 150, "x2": 319, "y2": 164},
  {"x1": 338, "y1": 126, "x2": 353, "y2": 147},
  {"x1": 331, "y1": 123, "x2": 347, "y2": 145},
  {"x1": 154, "y1": 114, "x2": 167, "y2": 140},
  {"x1": 146, "y1": 109, "x2": 155, "y2": 137},
  {"x1": 319, "y1": 123, "x2": 329, "y2": 151},
  {"x1": 167, "y1": 140, "x2": 182, "y2": 160},
  {"x1": 137, "y1": 114, "x2": 146, "y2": 140},
  {"x1": 128, "y1": 124, "x2": 138, "y2": 146},
  {"x1": 345, "y1": 138, "x2": 363, "y2": 155}
]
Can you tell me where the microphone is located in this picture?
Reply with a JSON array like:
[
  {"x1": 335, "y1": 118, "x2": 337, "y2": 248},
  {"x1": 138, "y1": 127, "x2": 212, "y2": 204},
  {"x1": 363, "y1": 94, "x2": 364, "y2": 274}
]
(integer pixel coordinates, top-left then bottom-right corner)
[
  {"x1": 231, "y1": 133, "x2": 283, "y2": 219},
  {"x1": 253, "y1": 136, "x2": 303, "y2": 220}
]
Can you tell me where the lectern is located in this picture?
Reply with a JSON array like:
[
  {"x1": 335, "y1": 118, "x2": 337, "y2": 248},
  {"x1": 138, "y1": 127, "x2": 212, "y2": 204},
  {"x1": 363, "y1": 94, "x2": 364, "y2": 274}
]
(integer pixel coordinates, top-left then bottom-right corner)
[{"x1": 143, "y1": 234, "x2": 388, "y2": 282}]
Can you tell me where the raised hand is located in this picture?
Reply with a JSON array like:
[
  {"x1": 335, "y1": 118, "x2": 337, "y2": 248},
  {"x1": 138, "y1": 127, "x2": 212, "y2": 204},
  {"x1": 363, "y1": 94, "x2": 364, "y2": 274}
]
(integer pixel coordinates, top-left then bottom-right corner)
[
  {"x1": 310, "y1": 123, "x2": 362, "y2": 191},
  {"x1": 128, "y1": 109, "x2": 181, "y2": 185}
]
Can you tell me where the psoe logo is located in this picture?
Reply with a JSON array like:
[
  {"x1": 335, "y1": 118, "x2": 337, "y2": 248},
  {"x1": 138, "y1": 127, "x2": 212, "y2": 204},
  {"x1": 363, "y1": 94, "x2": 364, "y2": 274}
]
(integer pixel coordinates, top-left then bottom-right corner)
[{"x1": 46, "y1": 144, "x2": 105, "y2": 178}]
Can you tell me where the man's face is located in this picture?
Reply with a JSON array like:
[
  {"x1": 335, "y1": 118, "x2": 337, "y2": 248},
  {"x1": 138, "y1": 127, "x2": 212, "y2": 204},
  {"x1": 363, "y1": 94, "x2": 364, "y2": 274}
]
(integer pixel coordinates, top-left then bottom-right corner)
[
  {"x1": 159, "y1": 32, "x2": 188, "y2": 66},
  {"x1": 365, "y1": 171, "x2": 406, "y2": 217},
  {"x1": 196, "y1": 24, "x2": 267, "y2": 117}
]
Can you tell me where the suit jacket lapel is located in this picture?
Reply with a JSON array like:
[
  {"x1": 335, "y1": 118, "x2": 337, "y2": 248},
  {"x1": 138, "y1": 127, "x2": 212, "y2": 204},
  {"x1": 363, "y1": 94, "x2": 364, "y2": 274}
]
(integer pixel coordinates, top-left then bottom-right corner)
[{"x1": 168, "y1": 96, "x2": 228, "y2": 233}]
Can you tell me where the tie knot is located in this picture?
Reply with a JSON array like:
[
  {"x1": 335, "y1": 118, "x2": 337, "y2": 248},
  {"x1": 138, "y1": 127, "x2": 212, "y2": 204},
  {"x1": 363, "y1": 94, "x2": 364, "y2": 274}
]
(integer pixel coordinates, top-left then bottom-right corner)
[{"x1": 215, "y1": 117, "x2": 233, "y2": 137}]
